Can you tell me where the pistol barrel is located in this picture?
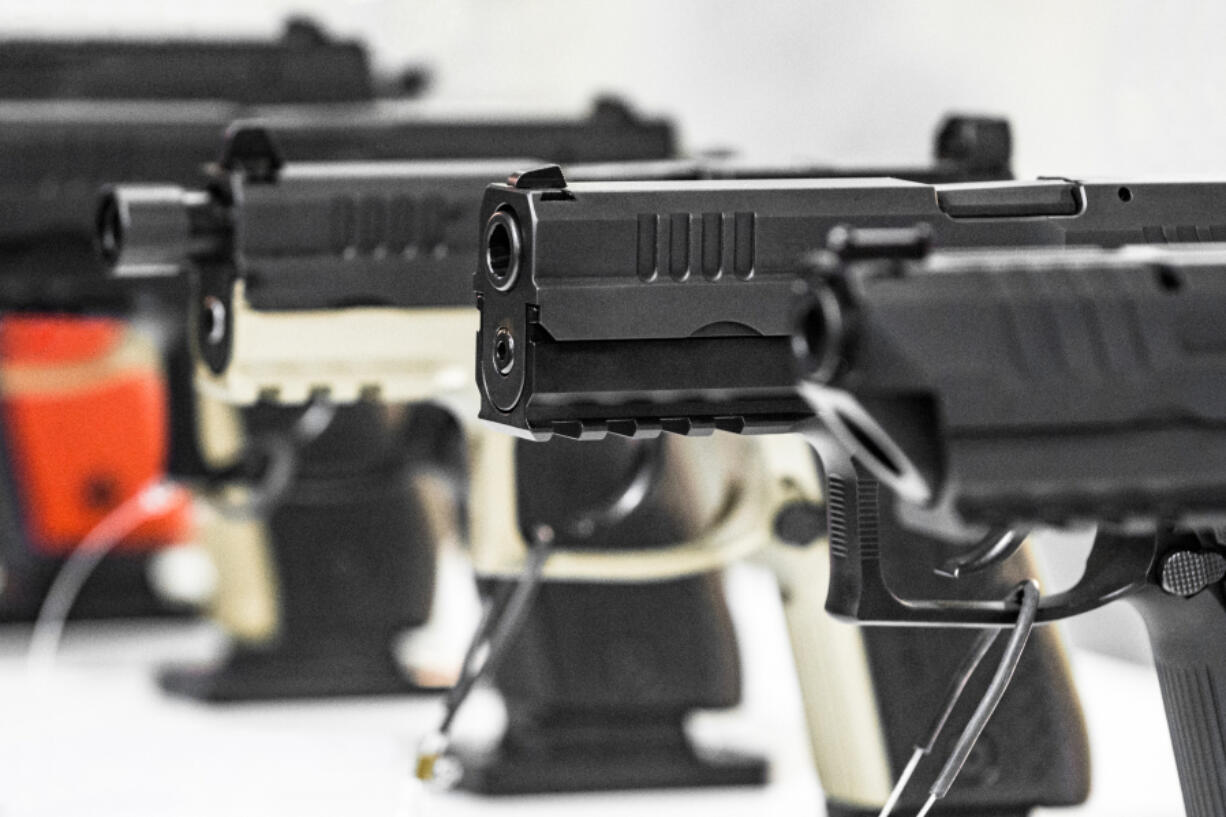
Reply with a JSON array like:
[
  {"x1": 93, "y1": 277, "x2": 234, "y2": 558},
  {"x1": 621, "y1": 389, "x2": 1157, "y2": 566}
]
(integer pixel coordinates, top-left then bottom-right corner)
[{"x1": 97, "y1": 184, "x2": 220, "y2": 277}]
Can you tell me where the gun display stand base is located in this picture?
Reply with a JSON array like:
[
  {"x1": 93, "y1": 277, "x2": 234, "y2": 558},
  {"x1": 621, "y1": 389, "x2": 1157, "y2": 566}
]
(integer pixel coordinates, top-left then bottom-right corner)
[
  {"x1": 158, "y1": 649, "x2": 447, "y2": 703},
  {"x1": 453, "y1": 716, "x2": 767, "y2": 795}
]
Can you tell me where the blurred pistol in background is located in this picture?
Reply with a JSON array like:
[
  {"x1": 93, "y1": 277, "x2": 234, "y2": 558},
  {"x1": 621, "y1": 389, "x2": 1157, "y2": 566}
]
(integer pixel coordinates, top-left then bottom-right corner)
[
  {"x1": 1, "y1": 17, "x2": 675, "y2": 695},
  {"x1": 70, "y1": 90, "x2": 677, "y2": 700},
  {"x1": 0, "y1": 16, "x2": 404, "y2": 623}
]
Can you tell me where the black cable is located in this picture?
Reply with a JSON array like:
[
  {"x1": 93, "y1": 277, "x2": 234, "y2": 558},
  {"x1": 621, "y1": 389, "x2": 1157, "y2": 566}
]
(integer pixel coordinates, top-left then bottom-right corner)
[
  {"x1": 919, "y1": 580, "x2": 1041, "y2": 817},
  {"x1": 417, "y1": 440, "x2": 664, "y2": 783},
  {"x1": 438, "y1": 528, "x2": 552, "y2": 735},
  {"x1": 878, "y1": 580, "x2": 1039, "y2": 817},
  {"x1": 210, "y1": 397, "x2": 336, "y2": 520},
  {"x1": 918, "y1": 627, "x2": 1001, "y2": 753}
]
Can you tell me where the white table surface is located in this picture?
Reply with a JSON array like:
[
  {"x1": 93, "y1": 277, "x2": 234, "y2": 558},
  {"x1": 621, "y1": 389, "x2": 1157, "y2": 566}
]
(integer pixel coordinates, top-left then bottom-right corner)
[{"x1": 0, "y1": 564, "x2": 1185, "y2": 816}]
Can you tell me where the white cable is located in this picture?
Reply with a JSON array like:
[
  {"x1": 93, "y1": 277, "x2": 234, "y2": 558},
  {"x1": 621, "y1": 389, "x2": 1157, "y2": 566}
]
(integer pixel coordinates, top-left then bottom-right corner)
[{"x1": 26, "y1": 480, "x2": 182, "y2": 678}]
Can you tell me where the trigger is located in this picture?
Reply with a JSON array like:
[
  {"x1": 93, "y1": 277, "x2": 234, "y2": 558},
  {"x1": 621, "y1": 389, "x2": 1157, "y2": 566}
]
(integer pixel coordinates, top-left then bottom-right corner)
[{"x1": 935, "y1": 528, "x2": 1027, "y2": 579}]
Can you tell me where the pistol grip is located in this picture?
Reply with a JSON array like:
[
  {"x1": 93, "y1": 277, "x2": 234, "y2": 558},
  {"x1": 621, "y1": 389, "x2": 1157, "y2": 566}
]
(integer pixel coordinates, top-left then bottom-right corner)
[
  {"x1": 164, "y1": 403, "x2": 447, "y2": 701},
  {"x1": 773, "y1": 537, "x2": 1090, "y2": 814},
  {"x1": 1131, "y1": 581, "x2": 1226, "y2": 817},
  {"x1": 769, "y1": 535, "x2": 893, "y2": 809}
]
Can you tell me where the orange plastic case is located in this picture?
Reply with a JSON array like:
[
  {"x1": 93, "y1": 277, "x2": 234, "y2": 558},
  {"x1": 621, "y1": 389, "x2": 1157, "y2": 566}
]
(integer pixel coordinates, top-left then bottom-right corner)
[{"x1": 0, "y1": 316, "x2": 192, "y2": 555}]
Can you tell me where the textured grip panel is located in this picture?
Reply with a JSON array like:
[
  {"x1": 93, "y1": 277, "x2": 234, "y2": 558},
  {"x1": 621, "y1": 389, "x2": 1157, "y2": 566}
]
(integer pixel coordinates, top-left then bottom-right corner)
[
  {"x1": 245, "y1": 403, "x2": 438, "y2": 642},
  {"x1": 1131, "y1": 576, "x2": 1226, "y2": 817},
  {"x1": 860, "y1": 545, "x2": 1091, "y2": 812},
  {"x1": 1154, "y1": 662, "x2": 1226, "y2": 817},
  {"x1": 863, "y1": 626, "x2": 1090, "y2": 810}
]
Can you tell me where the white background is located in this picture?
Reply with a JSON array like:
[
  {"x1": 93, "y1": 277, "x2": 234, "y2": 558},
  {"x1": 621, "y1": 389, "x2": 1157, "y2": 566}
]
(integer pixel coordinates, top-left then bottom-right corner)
[{"x1": 4, "y1": 0, "x2": 1226, "y2": 178}]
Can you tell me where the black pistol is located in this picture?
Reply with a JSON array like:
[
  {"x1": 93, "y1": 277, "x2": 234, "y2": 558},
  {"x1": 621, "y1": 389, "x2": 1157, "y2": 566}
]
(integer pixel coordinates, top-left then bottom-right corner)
[
  {"x1": 473, "y1": 170, "x2": 1226, "y2": 813},
  {"x1": 79, "y1": 93, "x2": 677, "y2": 700},
  {"x1": 795, "y1": 236, "x2": 1226, "y2": 817},
  {"x1": 0, "y1": 17, "x2": 403, "y2": 625}
]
